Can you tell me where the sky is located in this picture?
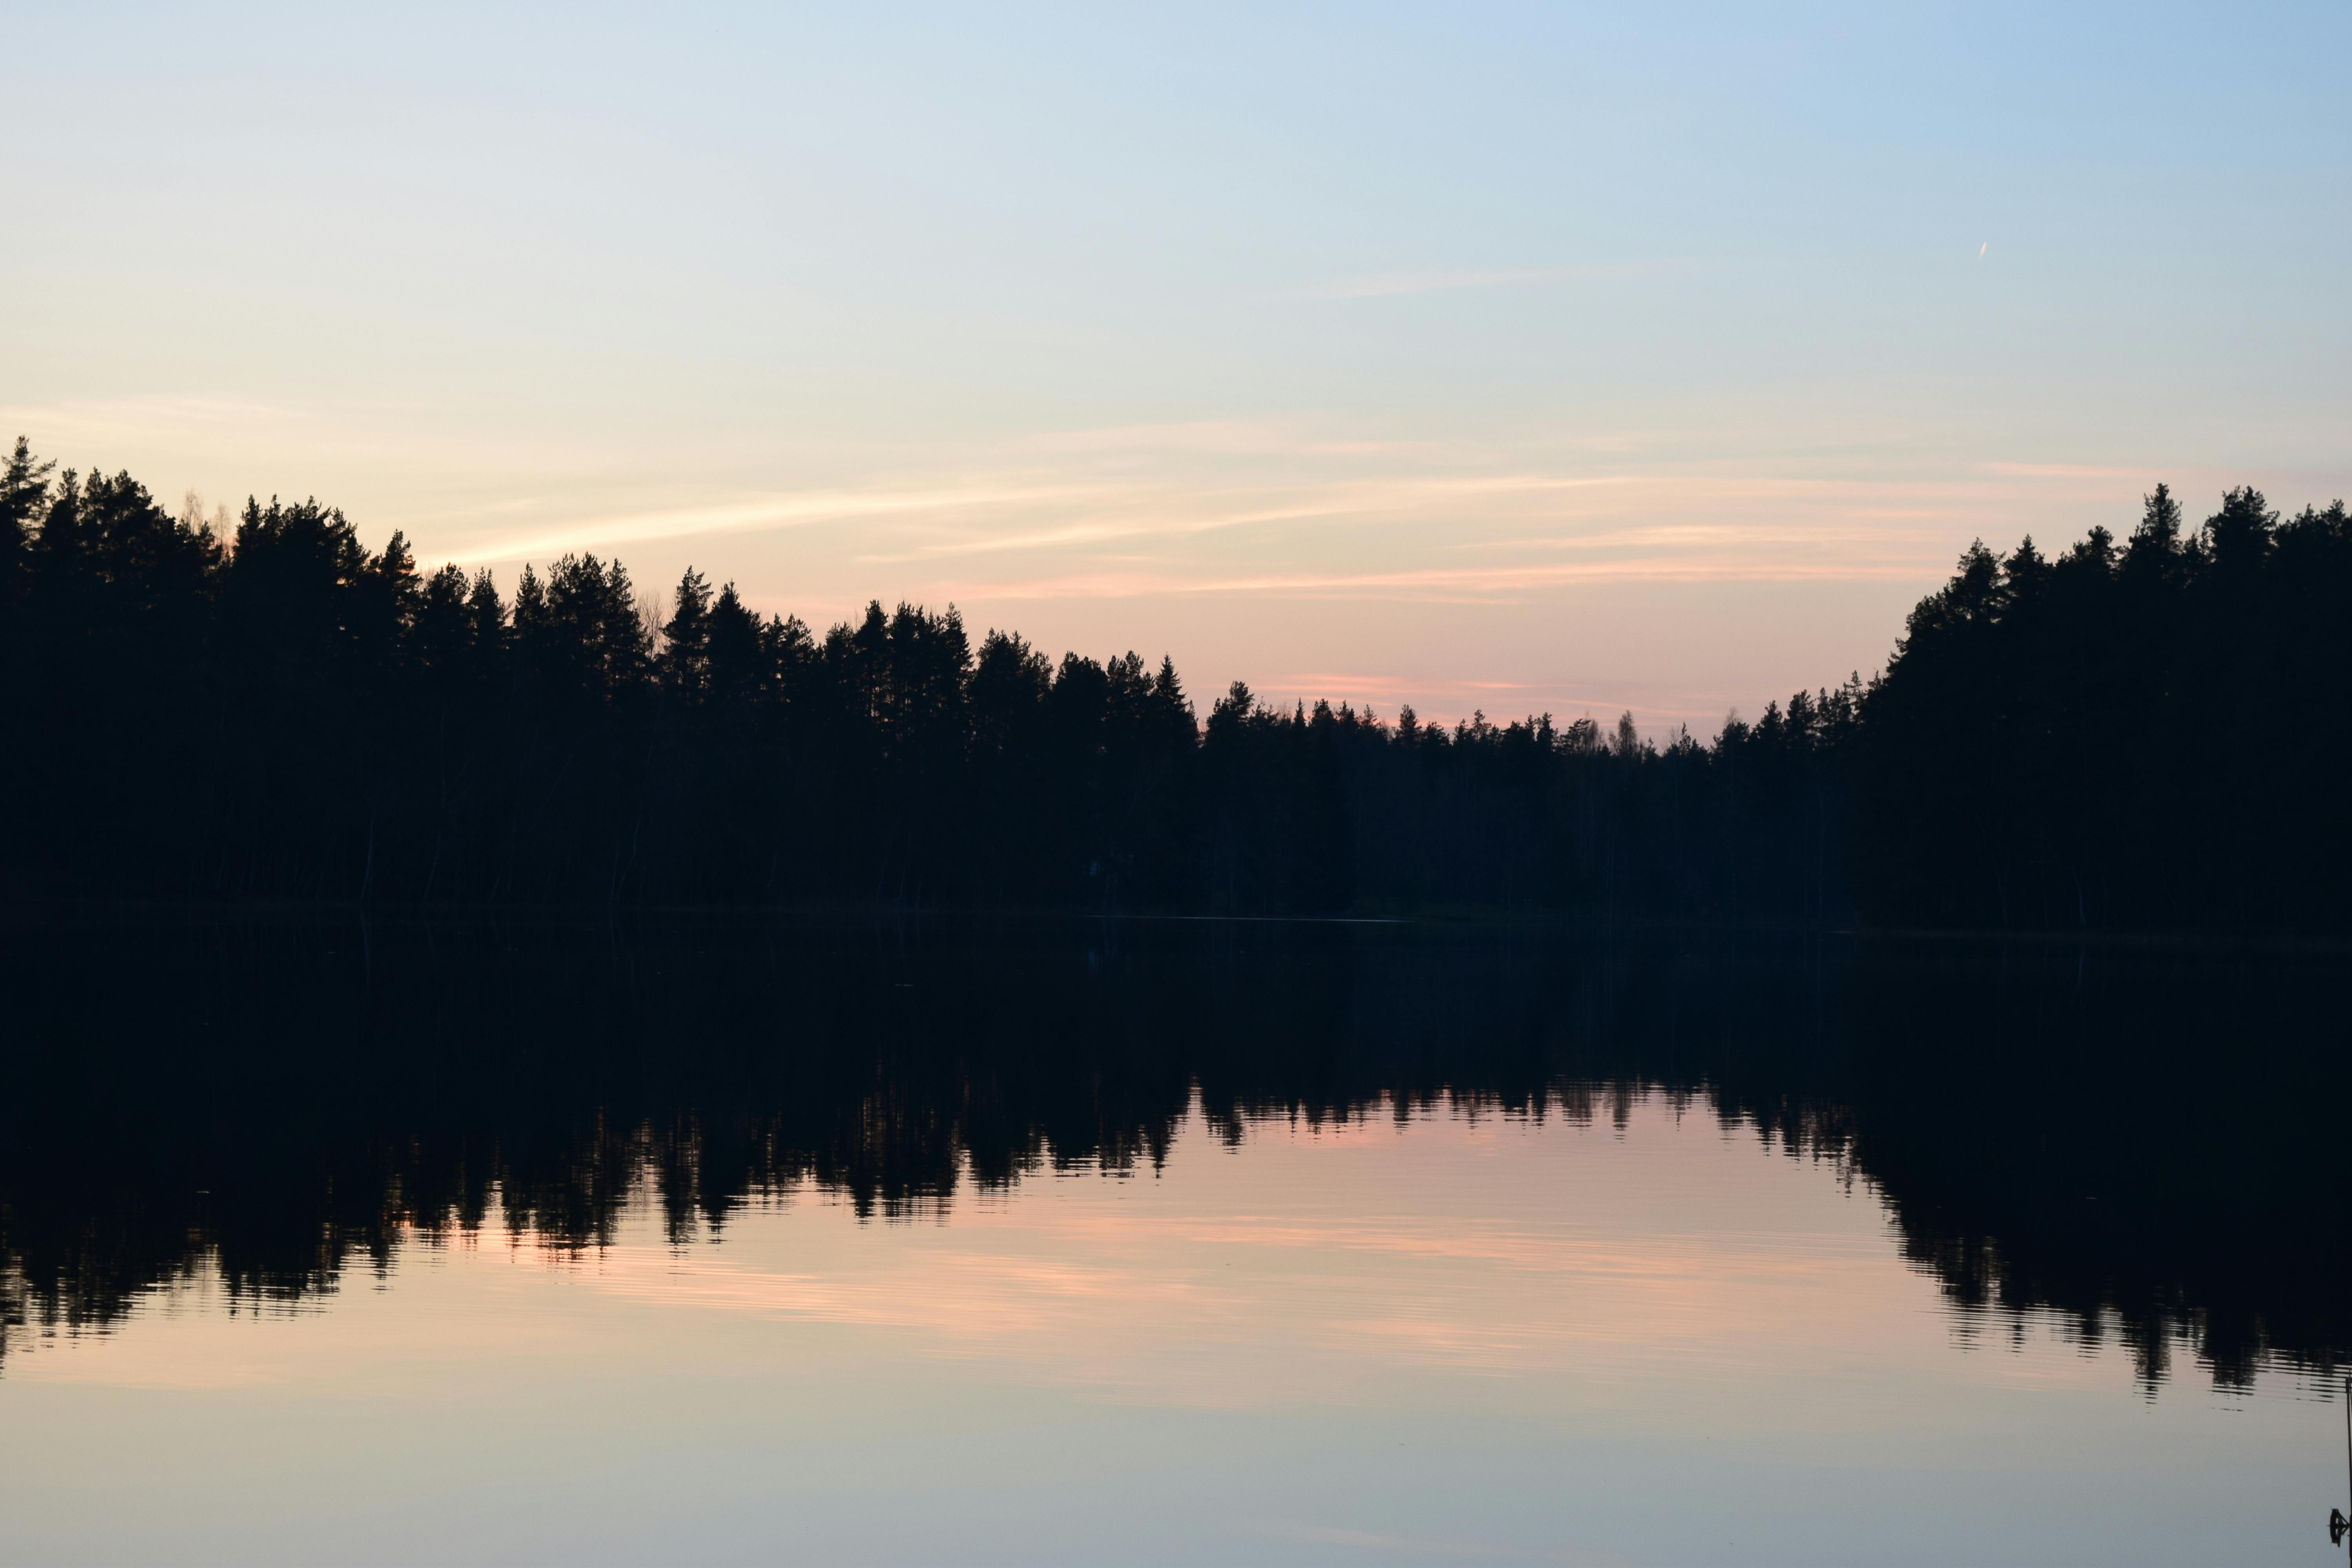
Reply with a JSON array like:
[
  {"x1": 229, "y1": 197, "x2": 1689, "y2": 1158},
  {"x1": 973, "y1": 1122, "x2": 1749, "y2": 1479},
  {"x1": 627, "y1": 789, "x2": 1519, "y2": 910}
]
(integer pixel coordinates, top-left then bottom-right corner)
[{"x1": 4, "y1": 2, "x2": 2347, "y2": 732}]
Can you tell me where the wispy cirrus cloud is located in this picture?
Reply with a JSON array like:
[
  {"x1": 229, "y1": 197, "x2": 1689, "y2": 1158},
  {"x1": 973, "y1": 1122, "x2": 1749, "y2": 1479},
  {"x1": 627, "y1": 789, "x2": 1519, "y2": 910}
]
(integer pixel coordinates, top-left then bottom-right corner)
[
  {"x1": 429, "y1": 459, "x2": 2008, "y2": 607},
  {"x1": 937, "y1": 551, "x2": 1945, "y2": 607},
  {"x1": 444, "y1": 481, "x2": 1125, "y2": 566},
  {"x1": 856, "y1": 474, "x2": 1650, "y2": 564}
]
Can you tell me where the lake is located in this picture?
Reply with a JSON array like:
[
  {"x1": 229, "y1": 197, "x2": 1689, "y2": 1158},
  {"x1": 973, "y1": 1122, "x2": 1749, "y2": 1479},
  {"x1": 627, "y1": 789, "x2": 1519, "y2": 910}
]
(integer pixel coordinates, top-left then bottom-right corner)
[{"x1": 1, "y1": 916, "x2": 2345, "y2": 1564}]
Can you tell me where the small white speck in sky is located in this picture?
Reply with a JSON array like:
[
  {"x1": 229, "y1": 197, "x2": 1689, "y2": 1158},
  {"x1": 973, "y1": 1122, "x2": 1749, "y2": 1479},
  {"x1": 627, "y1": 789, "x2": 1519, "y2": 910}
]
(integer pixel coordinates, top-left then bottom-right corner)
[{"x1": 1979, "y1": 242, "x2": 1988, "y2": 257}]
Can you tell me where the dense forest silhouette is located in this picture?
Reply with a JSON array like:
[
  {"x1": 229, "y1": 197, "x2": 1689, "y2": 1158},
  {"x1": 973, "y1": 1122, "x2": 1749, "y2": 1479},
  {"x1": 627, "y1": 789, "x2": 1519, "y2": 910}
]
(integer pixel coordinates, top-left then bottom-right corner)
[
  {"x1": 3, "y1": 439, "x2": 2345, "y2": 927},
  {"x1": 1856, "y1": 483, "x2": 2352, "y2": 930},
  {"x1": 3, "y1": 916, "x2": 2344, "y2": 1390}
]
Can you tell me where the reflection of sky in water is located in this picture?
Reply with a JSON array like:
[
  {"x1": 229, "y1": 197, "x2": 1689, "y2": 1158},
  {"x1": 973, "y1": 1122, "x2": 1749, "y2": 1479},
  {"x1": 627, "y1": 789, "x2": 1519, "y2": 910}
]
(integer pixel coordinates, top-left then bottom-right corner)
[{"x1": 0, "y1": 1095, "x2": 2335, "y2": 1565}]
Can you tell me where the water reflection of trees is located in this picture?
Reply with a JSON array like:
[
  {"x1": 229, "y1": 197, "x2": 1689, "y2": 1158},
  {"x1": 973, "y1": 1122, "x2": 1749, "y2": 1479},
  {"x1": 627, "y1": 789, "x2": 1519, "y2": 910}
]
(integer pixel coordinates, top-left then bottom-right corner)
[{"x1": 2, "y1": 917, "x2": 2345, "y2": 1388}]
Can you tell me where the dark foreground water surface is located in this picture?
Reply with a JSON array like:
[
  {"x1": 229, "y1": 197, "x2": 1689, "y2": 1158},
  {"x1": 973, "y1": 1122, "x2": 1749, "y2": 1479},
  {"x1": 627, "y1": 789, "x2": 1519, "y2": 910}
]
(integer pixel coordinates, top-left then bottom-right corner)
[{"x1": 2, "y1": 916, "x2": 2348, "y2": 1565}]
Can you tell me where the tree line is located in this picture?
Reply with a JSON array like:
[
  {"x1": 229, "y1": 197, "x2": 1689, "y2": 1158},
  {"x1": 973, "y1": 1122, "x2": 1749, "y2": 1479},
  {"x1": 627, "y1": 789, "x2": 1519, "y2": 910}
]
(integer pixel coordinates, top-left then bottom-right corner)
[
  {"x1": 1, "y1": 437, "x2": 2341, "y2": 927},
  {"x1": 1855, "y1": 483, "x2": 2352, "y2": 929}
]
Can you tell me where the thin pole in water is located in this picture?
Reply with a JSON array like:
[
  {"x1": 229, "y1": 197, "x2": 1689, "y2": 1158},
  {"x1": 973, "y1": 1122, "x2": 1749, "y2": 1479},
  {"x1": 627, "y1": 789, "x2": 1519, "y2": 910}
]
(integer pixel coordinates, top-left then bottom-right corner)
[{"x1": 2335, "y1": 1375, "x2": 2352, "y2": 1558}]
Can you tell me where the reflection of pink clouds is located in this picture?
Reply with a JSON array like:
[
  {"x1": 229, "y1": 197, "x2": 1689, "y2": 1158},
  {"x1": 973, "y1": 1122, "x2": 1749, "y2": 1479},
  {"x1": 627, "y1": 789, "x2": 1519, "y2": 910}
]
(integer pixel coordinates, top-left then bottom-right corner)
[
  {"x1": 574, "y1": 1249, "x2": 1236, "y2": 1344},
  {"x1": 14, "y1": 1095, "x2": 2167, "y2": 1415},
  {"x1": 451, "y1": 1100, "x2": 1935, "y2": 1410}
]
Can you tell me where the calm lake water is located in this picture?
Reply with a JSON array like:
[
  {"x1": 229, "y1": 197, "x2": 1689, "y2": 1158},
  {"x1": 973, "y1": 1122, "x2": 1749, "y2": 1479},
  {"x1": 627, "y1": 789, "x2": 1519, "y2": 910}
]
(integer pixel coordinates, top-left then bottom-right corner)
[{"x1": 1, "y1": 917, "x2": 2346, "y2": 1565}]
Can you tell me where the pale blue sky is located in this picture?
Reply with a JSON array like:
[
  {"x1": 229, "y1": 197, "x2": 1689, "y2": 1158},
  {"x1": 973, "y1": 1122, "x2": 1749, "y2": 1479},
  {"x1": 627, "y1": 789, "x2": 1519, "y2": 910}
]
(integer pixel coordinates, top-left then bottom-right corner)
[{"x1": 5, "y1": 3, "x2": 2347, "y2": 727}]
